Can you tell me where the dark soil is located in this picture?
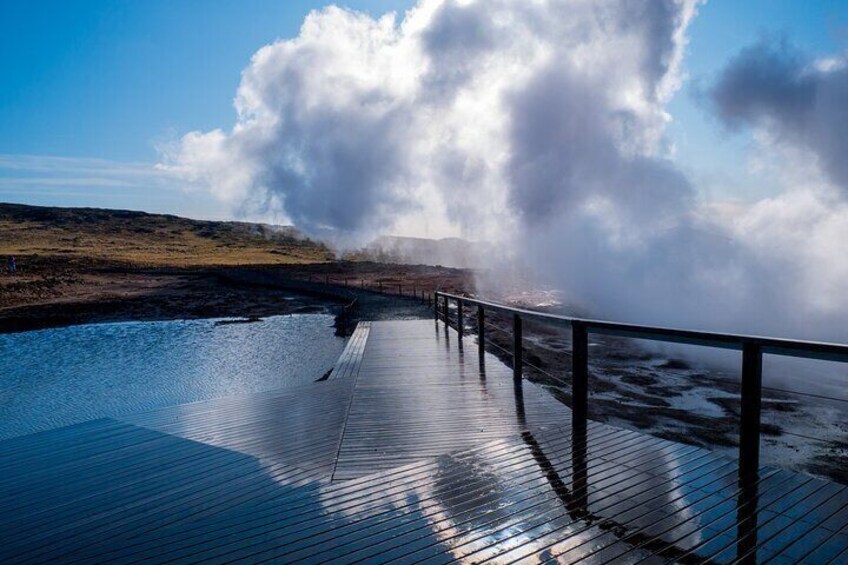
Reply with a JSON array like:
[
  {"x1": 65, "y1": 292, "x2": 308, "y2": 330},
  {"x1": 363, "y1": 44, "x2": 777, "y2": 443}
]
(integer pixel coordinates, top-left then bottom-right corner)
[{"x1": 0, "y1": 260, "x2": 463, "y2": 334}]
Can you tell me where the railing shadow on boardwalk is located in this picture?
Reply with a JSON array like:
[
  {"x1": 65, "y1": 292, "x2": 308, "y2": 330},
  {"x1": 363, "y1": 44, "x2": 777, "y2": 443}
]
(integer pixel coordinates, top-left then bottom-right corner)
[
  {"x1": 433, "y1": 290, "x2": 848, "y2": 564},
  {"x1": 434, "y1": 291, "x2": 848, "y2": 482}
]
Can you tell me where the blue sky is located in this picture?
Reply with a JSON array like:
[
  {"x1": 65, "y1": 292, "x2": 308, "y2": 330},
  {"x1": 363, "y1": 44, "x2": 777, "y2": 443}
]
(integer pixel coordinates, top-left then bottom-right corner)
[
  {"x1": 1, "y1": 0, "x2": 846, "y2": 219},
  {"x1": 667, "y1": 0, "x2": 848, "y2": 202}
]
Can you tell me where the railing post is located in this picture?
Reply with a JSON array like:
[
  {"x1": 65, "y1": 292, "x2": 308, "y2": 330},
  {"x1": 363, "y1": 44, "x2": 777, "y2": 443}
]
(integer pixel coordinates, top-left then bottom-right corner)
[
  {"x1": 739, "y1": 341, "x2": 763, "y2": 483},
  {"x1": 457, "y1": 299, "x2": 464, "y2": 339},
  {"x1": 572, "y1": 322, "x2": 588, "y2": 433},
  {"x1": 433, "y1": 293, "x2": 439, "y2": 320},
  {"x1": 513, "y1": 314, "x2": 522, "y2": 382},
  {"x1": 477, "y1": 305, "x2": 485, "y2": 358},
  {"x1": 443, "y1": 295, "x2": 449, "y2": 331}
]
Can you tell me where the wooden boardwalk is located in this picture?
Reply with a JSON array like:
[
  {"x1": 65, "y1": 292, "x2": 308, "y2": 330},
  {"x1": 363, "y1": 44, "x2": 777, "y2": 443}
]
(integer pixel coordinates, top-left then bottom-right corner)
[{"x1": 1, "y1": 319, "x2": 846, "y2": 563}]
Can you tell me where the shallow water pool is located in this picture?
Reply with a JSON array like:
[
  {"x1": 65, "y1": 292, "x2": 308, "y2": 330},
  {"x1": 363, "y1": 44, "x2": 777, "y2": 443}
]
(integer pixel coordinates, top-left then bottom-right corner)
[{"x1": 0, "y1": 314, "x2": 346, "y2": 440}]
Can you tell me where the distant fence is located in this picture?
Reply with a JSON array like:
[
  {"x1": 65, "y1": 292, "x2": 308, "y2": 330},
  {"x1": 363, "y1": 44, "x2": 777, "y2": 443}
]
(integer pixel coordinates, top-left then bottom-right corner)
[
  {"x1": 434, "y1": 291, "x2": 848, "y2": 486},
  {"x1": 299, "y1": 273, "x2": 436, "y2": 307}
]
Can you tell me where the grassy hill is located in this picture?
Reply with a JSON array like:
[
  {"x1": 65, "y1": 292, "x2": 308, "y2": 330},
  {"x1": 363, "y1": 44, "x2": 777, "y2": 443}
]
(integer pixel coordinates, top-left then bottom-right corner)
[{"x1": 0, "y1": 203, "x2": 333, "y2": 267}]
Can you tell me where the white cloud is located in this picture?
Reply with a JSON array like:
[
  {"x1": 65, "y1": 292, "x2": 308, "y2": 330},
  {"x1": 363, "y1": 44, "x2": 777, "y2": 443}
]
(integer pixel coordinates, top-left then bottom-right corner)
[
  {"x1": 162, "y1": 0, "x2": 701, "y2": 245},
  {"x1": 162, "y1": 0, "x2": 848, "y2": 344},
  {"x1": 0, "y1": 154, "x2": 230, "y2": 219},
  {"x1": 711, "y1": 39, "x2": 848, "y2": 191},
  {"x1": 0, "y1": 154, "x2": 180, "y2": 191}
]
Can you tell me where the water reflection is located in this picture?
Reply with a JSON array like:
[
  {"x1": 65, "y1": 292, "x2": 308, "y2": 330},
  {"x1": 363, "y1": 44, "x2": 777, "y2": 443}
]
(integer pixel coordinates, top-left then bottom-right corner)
[
  {"x1": 330, "y1": 322, "x2": 830, "y2": 562},
  {"x1": 0, "y1": 314, "x2": 345, "y2": 439},
  {"x1": 309, "y1": 334, "x2": 829, "y2": 563}
]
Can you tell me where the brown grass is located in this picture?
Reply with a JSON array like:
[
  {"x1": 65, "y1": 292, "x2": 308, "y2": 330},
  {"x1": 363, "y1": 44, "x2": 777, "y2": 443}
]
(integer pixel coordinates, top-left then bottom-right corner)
[{"x1": 0, "y1": 204, "x2": 333, "y2": 267}]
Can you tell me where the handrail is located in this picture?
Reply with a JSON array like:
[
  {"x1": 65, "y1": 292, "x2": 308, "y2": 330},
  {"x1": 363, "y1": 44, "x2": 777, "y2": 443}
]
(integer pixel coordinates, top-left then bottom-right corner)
[
  {"x1": 433, "y1": 290, "x2": 848, "y2": 485},
  {"x1": 435, "y1": 292, "x2": 848, "y2": 362}
]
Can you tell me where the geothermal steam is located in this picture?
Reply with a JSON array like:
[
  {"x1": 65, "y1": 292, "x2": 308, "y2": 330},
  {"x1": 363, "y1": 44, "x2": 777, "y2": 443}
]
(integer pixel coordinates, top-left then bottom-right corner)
[{"x1": 162, "y1": 0, "x2": 848, "y2": 343}]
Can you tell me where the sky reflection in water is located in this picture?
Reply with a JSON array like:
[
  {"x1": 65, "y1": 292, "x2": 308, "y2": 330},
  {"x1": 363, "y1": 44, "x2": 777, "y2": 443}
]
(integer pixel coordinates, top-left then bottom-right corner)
[{"x1": 0, "y1": 314, "x2": 345, "y2": 440}]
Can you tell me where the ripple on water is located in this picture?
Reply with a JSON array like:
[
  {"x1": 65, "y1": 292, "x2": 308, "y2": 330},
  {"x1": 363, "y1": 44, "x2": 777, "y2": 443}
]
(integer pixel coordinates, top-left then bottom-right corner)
[{"x1": 0, "y1": 314, "x2": 346, "y2": 440}]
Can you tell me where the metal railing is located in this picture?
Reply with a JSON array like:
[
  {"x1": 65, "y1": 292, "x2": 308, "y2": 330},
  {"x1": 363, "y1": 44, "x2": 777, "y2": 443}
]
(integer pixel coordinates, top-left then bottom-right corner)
[{"x1": 434, "y1": 291, "x2": 848, "y2": 485}]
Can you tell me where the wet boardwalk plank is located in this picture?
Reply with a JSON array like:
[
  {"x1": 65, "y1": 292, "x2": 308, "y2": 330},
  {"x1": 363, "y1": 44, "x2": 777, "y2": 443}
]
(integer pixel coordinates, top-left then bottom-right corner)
[
  {"x1": 120, "y1": 381, "x2": 355, "y2": 476},
  {"x1": 0, "y1": 319, "x2": 845, "y2": 564},
  {"x1": 328, "y1": 320, "x2": 371, "y2": 381},
  {"x1": 332, "y1": 319, "x2": 567, "y2": 480}
]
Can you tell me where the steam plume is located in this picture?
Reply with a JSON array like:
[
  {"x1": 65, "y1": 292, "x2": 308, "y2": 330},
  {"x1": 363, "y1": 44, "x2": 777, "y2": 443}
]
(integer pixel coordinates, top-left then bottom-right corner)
[{"x1": 162, "y1": 1, "x2": 848, "y2": 344}]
